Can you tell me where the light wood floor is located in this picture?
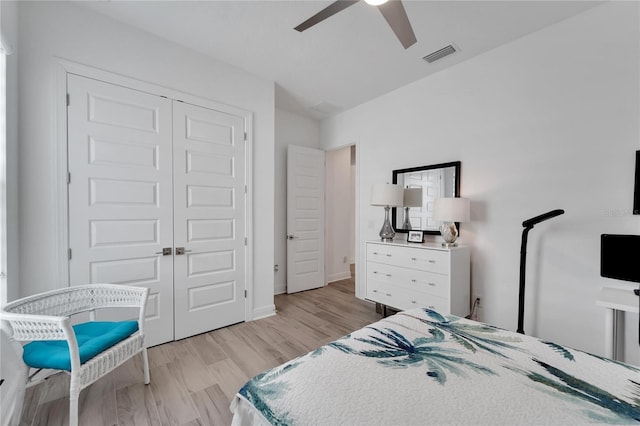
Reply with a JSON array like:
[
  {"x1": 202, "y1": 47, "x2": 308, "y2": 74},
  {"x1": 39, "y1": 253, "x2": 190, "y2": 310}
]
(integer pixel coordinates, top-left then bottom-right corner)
[{"x1": 19, "y1": 273, "x2": 380, "y2": 425}]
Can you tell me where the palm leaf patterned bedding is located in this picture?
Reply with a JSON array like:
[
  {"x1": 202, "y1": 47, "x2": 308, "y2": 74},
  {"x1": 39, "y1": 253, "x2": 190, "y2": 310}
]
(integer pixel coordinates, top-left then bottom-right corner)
[{"x1": 231, "y1": 308, "x2": 640, "y2": 425}]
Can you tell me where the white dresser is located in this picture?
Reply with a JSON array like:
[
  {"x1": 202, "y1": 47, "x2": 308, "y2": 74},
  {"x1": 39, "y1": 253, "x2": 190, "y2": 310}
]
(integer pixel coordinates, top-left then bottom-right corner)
[{"x1": 365, "y1": 241, "x2": 470, "y2": 317}]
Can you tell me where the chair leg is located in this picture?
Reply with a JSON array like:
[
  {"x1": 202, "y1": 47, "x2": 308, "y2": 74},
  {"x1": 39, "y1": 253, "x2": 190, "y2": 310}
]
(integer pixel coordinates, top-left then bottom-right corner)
[
  {"x1": 69, "y1": 376, "x2": 80, "y2": 426},
  {"x1": 9, "y1": 363, "x2": 29, "y2": 426},
  {"x1": 142, "y1": 348, "x2": 150, "y2": 384}
]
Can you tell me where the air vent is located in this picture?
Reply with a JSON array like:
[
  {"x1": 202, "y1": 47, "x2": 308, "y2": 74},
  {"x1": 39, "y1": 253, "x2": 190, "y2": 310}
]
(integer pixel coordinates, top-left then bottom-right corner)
[{"x1": 423, "y1": 45, "x2": 457, "y2": 63}]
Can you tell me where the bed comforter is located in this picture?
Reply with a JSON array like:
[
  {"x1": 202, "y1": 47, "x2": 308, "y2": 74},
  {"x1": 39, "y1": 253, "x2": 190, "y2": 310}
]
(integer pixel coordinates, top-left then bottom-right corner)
[{"x1": 231, "y1": 308, "x2": 640, "y2": 425}]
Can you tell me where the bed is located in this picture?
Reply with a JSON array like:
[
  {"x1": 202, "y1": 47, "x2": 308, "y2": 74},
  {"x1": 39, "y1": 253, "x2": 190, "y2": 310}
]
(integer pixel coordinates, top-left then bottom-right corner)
[{"x1": 230, "y1": 308, "x2": 640, "y2": 425}]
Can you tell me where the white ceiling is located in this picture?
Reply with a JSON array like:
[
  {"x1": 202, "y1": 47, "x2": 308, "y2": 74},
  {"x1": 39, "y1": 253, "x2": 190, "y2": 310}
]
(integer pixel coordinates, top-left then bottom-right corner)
[{"x1": 79, "y1": 0, "x2": 602, "y2": 120}]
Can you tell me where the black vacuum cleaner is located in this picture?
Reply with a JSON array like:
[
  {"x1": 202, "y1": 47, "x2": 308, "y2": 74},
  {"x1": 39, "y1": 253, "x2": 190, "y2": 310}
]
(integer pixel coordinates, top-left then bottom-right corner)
[{"x1": 517, "y1": 209, "x2": 565, "y2": 334}]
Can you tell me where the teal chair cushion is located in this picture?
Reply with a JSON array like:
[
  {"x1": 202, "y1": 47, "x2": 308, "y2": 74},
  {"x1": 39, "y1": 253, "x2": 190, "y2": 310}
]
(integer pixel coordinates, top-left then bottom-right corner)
[{"x1": 22, "y1": 321, "x2": 139, "y2": 371}]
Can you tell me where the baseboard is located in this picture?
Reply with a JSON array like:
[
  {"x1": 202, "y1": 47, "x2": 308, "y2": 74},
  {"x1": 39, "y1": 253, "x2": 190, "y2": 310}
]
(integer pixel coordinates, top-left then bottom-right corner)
[
  {"x1": 253, "y1": 304, "x2": 276, "y2": 320},
  {"x1": 274, "y1": 283, "x2": 286, "y2": 295},
  {"x1": 327, "y1": 271, "x2": 351, "y2": 284}
]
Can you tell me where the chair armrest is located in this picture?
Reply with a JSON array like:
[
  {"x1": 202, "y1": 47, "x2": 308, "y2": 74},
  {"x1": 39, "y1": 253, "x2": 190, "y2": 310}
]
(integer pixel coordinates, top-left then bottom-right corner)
[{"x1": 0, "y1": 312, "x2": 70, "y2": 342}]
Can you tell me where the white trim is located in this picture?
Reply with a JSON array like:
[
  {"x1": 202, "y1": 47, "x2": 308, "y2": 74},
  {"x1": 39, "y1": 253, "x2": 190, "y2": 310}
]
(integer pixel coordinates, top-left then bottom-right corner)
[
  {"x1": 55, "y1": 58, "x2": 249, "y2": 117},
  {"x1": 54, "y1": 58, "x2": 255, "y2": 324},
  {"x1": 54, "y1": 63, "x2": 69, "y2": 289},
  {"x1": 327, "y1": 271, "x2": 351, "y2": 284},
  {"x1": 244, "y1": 113, "x2": 254, "y2": 321},
  {"x1": 252, "y1": 304, "x2": 276, "y2": 320},
  {"x1": 0, "y1": 53, "x2": 5, "y2": 305},
  {"x1": 354, "y1": 140, "x2": 362, "y2": 299}
]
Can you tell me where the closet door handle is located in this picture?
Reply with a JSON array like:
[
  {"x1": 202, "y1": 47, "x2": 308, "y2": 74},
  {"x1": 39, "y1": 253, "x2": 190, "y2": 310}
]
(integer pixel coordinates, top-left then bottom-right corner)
[
  {"x1": 175, "y1": 247, "x2": 192, "y2": 255},
  {"x1": 155, "y1": 248, "x2": 172, "y2": 256}
]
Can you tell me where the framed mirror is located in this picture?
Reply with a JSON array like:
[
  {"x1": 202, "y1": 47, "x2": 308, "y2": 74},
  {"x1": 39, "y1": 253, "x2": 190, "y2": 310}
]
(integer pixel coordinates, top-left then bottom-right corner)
[{"x1": 391, "y1": 161, "x2": 461, "y2": 234}]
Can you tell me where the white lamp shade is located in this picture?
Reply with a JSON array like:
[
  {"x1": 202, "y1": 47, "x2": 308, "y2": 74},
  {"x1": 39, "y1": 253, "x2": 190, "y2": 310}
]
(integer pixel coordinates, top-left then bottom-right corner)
[
  {"x1": 433, "y1": 197, "x2": 470, "y2": 222},
  {"x1": 371, "y1": 184, "x2": 403, "y2": 207},
  {"x1": 403, "y1": 188, "x2": 423, "y2": 207}
]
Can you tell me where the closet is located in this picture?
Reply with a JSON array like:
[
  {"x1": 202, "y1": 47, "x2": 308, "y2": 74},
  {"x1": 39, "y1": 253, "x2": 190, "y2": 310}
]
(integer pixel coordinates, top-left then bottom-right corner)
[{"x1": 66, "y1": 74, "x2": 248, "y2": 346}]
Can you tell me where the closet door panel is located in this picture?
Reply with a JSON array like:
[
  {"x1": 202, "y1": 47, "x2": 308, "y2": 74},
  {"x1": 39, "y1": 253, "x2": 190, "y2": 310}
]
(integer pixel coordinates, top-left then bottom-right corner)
[
  {"x1": 67, "y1": 74, "x2": 174, "y2": 347},
  {"x1": 172, "y1": 101, "x2": 246, "y2": 340}
]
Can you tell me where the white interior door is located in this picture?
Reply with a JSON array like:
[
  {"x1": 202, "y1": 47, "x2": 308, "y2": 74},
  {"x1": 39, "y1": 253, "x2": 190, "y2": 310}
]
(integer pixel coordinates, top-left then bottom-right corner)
[
  {"x1": 67, "y1": 74, "x2": 174, "y2": 347},
  {"x1": 172, "y1": 101, "x2": 246, "y2": 340},
  {"x1": 287, "y1": 145, "x2": 325, "y2": 293}
]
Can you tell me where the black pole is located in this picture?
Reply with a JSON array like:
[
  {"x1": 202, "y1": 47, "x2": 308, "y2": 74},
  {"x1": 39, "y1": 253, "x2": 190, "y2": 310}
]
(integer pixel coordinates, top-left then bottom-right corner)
[
  {"x1": 517, "y1": 209, "x2": 565, "y2": 335},
  {"x1": 517, "y1": 227, "x2": 531, "y2": 334}
]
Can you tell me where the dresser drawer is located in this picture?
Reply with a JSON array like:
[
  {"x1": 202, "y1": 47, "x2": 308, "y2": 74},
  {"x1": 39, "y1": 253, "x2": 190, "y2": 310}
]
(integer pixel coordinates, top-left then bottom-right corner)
[
  {"x1": 366, "y1": 279, "x2": 404, "y2": 307},
  {"x1": 366, "y1": 243, "x2": 450, "y2": 274},
  {"x1": 367, "y1": 278, "x2": 451, "y2": 313},
  {"x1": 367, "y1": 262, "x2": 450, "y2": 299},
  {"x1": 404, "y1": 292, "x2": 451, "y2": 314}
]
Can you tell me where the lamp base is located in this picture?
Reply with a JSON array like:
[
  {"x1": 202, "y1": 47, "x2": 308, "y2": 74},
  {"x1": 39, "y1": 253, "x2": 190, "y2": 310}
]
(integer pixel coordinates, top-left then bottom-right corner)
[
  {"x1": 401, "y1": 207, "x2": 412, "y2": 230},
  {"x1": 379, "y1": 206, "x2": 396, "y2": 242},
  {"x1": 439, "y1": 222, "x2": 459, "y2": 246}
]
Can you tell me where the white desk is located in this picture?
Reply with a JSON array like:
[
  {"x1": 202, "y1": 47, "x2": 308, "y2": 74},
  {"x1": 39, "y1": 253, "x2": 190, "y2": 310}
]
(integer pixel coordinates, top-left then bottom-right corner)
[{"x1": 596, "y1": 286, "x2": 639, "y2": 360}]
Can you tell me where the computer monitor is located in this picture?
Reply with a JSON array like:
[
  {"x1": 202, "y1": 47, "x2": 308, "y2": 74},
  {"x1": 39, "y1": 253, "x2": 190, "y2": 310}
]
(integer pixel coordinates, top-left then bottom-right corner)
[
  {"x1": 601, "y1": 234, "x2": 640, "y2": 346},
  {"x1": 601, "y1": 234, "x2": 640, "y2": 283},
  {"x1": 634, "y1": 150, "x2": 639, "y2": 215}
]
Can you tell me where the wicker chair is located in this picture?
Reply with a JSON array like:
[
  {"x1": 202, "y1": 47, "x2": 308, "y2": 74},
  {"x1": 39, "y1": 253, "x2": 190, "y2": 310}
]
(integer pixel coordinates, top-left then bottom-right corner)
[{"x1": 0, "y1": 284, "x2": 150, "y2": 426}]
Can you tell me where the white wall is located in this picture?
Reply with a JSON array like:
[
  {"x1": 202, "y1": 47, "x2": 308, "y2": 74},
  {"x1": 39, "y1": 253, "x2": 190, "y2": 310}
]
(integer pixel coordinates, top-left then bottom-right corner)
[
  {"x1": 1, "y1": 1, "x2": 19, "y2": 303},
  {"x1": 16, "y1": 1, "x2": 276, "y2": 318},
  {"x1": 325, "y1": 146, "x2": 353, "y2": 283},
  {"x1": 321, "y1": 2, "x2": 640, "y2": 364},
  {"x1": 274, "y1": 108, "x2": 321, "y2": 294}
]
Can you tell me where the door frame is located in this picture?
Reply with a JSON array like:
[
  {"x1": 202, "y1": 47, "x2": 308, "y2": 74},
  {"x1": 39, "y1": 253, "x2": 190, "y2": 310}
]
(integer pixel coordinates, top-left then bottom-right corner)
[
  {"x1": 323, "y1": 141, "x2": 362, "y2": 298},
  {"x1": 53, "y1": 58, "x2": 255, "y2": 321}
]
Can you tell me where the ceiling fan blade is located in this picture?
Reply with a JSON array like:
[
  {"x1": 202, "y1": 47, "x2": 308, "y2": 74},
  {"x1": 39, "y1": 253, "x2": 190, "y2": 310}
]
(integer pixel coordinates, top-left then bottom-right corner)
[
  {"x1": 377, "y1": 0, "x2": 417, "y2": 49},
  {"x1": 294, "y1": 0, "x2": 360, "y2": 32}
]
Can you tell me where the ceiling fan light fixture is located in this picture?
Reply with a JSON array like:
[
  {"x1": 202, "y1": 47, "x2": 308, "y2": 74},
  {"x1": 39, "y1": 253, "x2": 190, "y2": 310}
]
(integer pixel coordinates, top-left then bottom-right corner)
[{"x1": 364, "y1": 0, "x2": 388, "y2": 6}]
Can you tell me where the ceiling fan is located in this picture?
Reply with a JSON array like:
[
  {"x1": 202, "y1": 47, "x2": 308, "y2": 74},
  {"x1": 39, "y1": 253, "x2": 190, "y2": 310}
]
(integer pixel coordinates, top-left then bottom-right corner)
[{"x1": 294, "y1": 0, "x2": 417, "y2": 49}]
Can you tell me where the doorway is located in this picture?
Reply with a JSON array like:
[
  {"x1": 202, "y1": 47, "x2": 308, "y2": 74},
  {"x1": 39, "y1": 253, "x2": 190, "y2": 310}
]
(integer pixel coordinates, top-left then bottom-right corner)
[{"x1": 325, "y1": 145, "x2": 356, "y2": 285}]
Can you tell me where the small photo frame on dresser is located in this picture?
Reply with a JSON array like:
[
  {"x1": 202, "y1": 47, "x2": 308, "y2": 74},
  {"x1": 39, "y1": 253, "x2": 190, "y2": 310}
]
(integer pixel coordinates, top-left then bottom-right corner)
[{"x1": 407, "y1": 230, "x2": 424, "y2": 243}]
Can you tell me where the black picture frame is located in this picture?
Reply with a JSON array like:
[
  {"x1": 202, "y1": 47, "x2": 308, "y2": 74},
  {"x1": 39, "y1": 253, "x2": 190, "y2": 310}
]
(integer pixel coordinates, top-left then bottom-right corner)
[
  {"x1": 392, "y1": 161, "x2": 461, "y2": 235},
  {"x1": 407, "y1": 230, "x2": 424, "y2": 243},
  {"x1": 634, "y1": 150, "x2": 639, "y2": 215}
]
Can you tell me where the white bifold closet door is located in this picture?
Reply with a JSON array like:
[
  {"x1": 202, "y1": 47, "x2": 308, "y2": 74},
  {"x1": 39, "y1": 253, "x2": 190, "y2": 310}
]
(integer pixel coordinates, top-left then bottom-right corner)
[
  {"x1": 172, "y1": 101, "x2": 246, "y2": 340},
  {"x1": 67, "y1": 74, "x2": 246, "y2": 347}
]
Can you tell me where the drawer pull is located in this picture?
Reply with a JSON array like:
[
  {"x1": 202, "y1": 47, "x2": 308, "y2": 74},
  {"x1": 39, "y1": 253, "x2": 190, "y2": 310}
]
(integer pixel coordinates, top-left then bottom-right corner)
[
  {"x1": 428, "y1": 260, "x2": 436, "y2": 264},
  {"x1": 411, "y1": 300, "x2": 417, "y2": 304},
  {"x1": 428, "y1": 305, "x2": 435, "y2": 309},
  {"x1": 386, "y1": 293, "x2": 392, "y2": 297},
  {"x1": 411, "y1": 257, "x2": 417, "y2": 261},
  {"x1": 372, "y1": 251, "x2": 392, "y2": 257},
  {"x1": 410, "y1": 279, "x2": 436, "y2": 287},
  {"x1": 373, "y1": 271, "x2": 379, "y2": 274},
  {"x1": 385, "y1": 273, "x2": 392, "y2": 277},
  {"x1": 372, "y1": 289, "x2": 378, "y2": 293}
]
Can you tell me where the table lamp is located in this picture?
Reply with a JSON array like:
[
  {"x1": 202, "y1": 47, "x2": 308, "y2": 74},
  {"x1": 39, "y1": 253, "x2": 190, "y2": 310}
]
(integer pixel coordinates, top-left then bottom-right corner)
[
  {"x1": 371, "y1": 183, "x2": 404, "y2": 242},
  {"x1": 433, "y1": 197, "x2": 470, "y2": 247},
  {"x1": 402, "y1": 187, "x2": 423, "y2": 230}
]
